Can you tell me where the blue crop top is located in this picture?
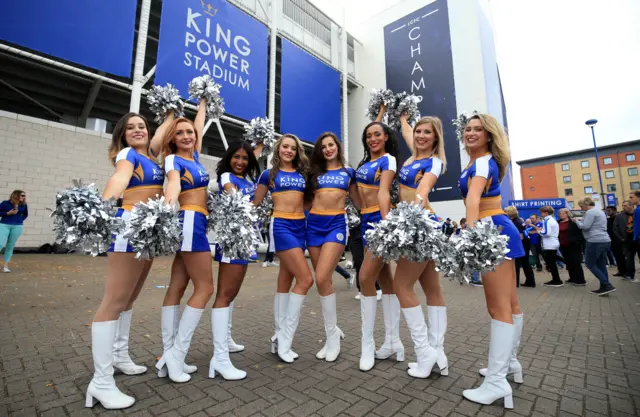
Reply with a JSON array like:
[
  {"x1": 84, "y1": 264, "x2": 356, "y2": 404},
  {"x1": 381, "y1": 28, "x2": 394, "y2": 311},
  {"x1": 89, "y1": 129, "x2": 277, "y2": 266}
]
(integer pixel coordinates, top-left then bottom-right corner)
[
  {"x1": 116, "y1": 147, "x2": 164, "y2": 191},
  {"x1": 315, "y1": 167, "x2": 356, "y2": 195},
  {"x1": 458, "y1": 154, "x2": 501, "y2": 200},
  {"x1": 258, "y1": 169, "x2": 306, "y2": 195},
  {"x1": 398, "y1": 157, "x2": 443, "y2": 190},
  {"x1": 164, "y1": 151, "x2": 211, "y2": 196},
  {"x1": 355, "y1": 154, "x2": 397, "y2": 189},
  {"x1": 218, "y1": 172, "x2": 256, "y2": 201}
]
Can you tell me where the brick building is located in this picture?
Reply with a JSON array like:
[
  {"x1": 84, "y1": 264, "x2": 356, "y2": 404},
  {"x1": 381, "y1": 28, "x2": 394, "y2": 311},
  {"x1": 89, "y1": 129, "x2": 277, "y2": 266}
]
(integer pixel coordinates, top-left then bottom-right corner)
[{"x1": 517, "y1": 140, "x2": 640, "y2": 209}]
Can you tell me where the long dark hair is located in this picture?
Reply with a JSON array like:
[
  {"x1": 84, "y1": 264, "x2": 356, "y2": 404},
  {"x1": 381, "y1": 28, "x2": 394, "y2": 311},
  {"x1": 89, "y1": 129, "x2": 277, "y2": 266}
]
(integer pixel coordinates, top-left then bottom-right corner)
[
  {"x1": 108, "y1": 113, "x2": 150, "y2": 165},
  {"x1": 357, "y1": 122, "x2": 399, "y2": 169},
  {"x1": 216, "y1": 141, "x2": 261, "y2": 182},
  {"x1": 305, "y1": 132, "x2": 345, "y2": 202}
]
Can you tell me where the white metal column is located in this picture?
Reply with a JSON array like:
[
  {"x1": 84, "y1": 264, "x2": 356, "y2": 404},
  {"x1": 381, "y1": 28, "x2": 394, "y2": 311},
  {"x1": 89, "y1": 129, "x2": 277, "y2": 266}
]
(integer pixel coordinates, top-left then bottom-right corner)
[
  {"x1": 341, "y1": 6, "x2": 349, "y2": 162},
  {"x1": 268, "y1": 0, "x2": 278, "y2": 122},
  {"x1": 130, "y1": 0, "x2": 152, "y2": 112}
]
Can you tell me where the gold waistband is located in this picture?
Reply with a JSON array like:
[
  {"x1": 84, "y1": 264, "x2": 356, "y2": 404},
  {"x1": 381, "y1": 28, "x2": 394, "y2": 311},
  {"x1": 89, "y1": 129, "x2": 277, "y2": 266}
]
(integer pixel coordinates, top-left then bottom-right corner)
[
  {"x1": 479, "y1": 209, "x2": 506, "y2": 218},
  {"x1": 361, "y1": 205, "x2": 380, "y2": 215},
  {"x1": 309, "y1": 208, "x2": 346, "y2": 216},
  {"x1": 273, "y1": 211, "x2": 305, "y2": 220}
]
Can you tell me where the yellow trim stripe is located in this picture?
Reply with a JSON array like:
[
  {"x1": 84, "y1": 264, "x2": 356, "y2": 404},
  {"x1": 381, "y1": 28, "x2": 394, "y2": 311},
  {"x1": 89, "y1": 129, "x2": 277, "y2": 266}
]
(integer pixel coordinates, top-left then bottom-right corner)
[
  {"x1": 309, "y1": 208, "x2": 346, "y2": 215},
  {"x1": 180, "y1": 205, "x2": 209, "y2": 216},
  {"x1": 361, "y1": 205, "x2": 380, "y2": 215},
  {"x1": 399, "y1": 184, "x2": 417, "y2": 190},
  {"x1": 121, "y1": 205, "x2": 134, "y2": 211},
  {"x1": 479, "y1": 209, "x2": 506, "y2": 218},
  {"x1": 179, "y1": 187, "x2": 207, "y2": 195},
  {"x1": 272, "y1": 190, "x2": 304, "y2": 195},
  {"x1": 273, "y1": 211, "x2": 305, "y2": 220},
  {"x1": 314, "y1": 188, "x2": 347, "y2": 195},
  {"x1": 357, "y1": 184, "x2": 380, "y2": 190},
  {"x1": 123, "y1": 185, "x2": 163, "y2": 194}
]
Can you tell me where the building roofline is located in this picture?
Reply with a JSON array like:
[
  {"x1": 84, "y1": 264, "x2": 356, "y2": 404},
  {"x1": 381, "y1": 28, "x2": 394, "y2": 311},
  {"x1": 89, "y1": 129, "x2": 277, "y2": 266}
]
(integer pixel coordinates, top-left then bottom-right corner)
[{"x1": 516, "y1": 139, "x2": 640, "y2": 166}]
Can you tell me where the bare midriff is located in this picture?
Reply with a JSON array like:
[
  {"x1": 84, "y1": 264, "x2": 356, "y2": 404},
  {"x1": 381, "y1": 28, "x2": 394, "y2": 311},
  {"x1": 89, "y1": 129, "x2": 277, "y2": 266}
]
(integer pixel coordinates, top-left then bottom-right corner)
[
  {"x1": 357, "y1": 185, "x2": 380, "y2": 212},
  {"x1": 310, "y1": 190, "x2": 347, "y2": 215},
  {"x1": 178, "y1": 187, "x2": 208, "y2": 215},
  {"x1": 465, "y1": 196, "x2": 505, "y2": 218},
  {"x1": 272, "y1": 192, "x2": 305, "y2": 219},
  {"x1": 399, "y1": 187, "x2": 434, "y2": 213},
  {"x1": 122, "y1": 186, "x2": 164, "y2": 210}
]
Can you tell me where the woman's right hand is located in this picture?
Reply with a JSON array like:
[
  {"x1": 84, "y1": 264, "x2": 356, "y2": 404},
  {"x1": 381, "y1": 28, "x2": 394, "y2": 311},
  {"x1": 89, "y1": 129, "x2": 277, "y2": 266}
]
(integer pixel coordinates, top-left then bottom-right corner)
[{"x1": 7, "y1": 208, "x2": 18, "y2": 215}]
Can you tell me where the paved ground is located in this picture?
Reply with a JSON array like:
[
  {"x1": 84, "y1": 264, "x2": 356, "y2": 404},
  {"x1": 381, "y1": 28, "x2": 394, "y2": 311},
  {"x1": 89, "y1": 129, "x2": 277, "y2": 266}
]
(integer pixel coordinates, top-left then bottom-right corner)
[{"x1": 1, "y1": 254, "x2": 640, "y2": 417}]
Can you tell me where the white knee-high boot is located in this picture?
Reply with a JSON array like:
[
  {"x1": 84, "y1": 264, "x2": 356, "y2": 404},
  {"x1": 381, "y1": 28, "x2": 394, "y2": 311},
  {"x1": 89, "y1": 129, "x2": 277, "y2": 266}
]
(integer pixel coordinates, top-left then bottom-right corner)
[
  {"x1": 428, "y1": 306, "x2": 448, "y2": 376},
  {"x1": 277, "y1": 293, "x2": 305, "y2": 363},
  {"x1": 157, "y1": 306, "x2": 197, "y2": 378},
  {"x1": 271, "y1": 293, "x2": 298, "y2": 359},
  {"x1": 360, "y1": 295, "x2": 377, "y2": 371},
  {"x1": 112, "y1": 310, "x2": 147, "y2": 375},
  {"x1": 209, "y1": 307, "x2": 247, "y2": 380},
  {"x1": 375, "y1": 294, "x2": 404, "y2": 361},
  {"x1": 86, "y1": 321, "x2": 135, "y2": 410},
  {"x1": 463, "y1": 320, "x2": 515, "y2": 409},
  {"x1": 227, "y1": 301, "x2": 245, "y2": 353},
  {"x1": 156, "y1": 306, "x2": 203, "y2": 383},
  {"x1": 316, "y1": 293, "x2": 344, "y2": 362},
  {"x1": 402, "y1": 305, "x2": 438, "y2": 378},
  {"x1": 479, "y1": 313, "x2": 523, "y2": 383}
]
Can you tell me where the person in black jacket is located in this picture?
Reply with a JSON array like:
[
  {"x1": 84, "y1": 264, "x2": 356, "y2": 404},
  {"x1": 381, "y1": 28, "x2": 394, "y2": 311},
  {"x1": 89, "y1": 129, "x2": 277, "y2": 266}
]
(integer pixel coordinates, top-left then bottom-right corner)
[
  {"x1": 557, "y1": 208, "x2": 586, "y2": 285},
  {"x1": 606, "y1": 206, "x2": 626, "y2": 277},
  {"x1": 505, "y1": 206, "x2": 535, "y2": 287},
  {"x1": 613, "y1": 200, "x2": 634, "y2": 280}
]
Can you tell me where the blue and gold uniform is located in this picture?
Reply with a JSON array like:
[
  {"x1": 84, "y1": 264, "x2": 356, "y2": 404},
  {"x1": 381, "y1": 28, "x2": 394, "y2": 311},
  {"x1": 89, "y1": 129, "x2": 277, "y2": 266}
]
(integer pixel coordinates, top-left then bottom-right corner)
[
  {"x1": 214, "y1": 172, "x2": 259, "y2": 264},
  {"x1": 355, "y1": 154, "x2": 397, "y2": 246},
  {"x1": 165, "y1": 151, "x2": 211, "y2": 252},
  {"x1": 109, "y1": 147, "x2": 164, "y2": 253},
  {"x1": 459, "y1": 154, "x2": 524, "y2": 259},
  {"x1": 307, "y1": 167, "x2": 355, "y2": 247},
  {"x1": 258, "y1": 169, "x2": 306, "y2": 252},
  {"x1": 398, "y1": 156, "x2": 442, "y2": 220}
]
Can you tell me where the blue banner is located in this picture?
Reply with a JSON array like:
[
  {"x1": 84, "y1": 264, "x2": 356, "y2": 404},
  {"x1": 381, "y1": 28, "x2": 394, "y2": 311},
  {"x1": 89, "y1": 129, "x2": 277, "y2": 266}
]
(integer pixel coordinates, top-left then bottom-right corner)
[
  {"x1": 508, "y1": 199, "x2": 567, "y2": 220},
  {"x1": 280, "y1": 39, "x2": 341, "y2": 143},
  {"x1": 606, "y1": 194, "x2": 617, "y2": 207},
  {"x1": 155, "y1": 0, "x2": 268, "y2": 121},
  {"x1": 383, "y1": 2, "x2": 460, "y2": 202},
  {"x1": 0, "y1": 0, "x2": 136, "y2": 77}
]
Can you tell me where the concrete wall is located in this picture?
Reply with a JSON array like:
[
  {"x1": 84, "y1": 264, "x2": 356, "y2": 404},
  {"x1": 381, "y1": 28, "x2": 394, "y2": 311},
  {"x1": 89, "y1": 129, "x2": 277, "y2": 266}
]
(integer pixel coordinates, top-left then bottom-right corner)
[{"x1": 0, "y1": 111, "x2": 220, "y2": 249}]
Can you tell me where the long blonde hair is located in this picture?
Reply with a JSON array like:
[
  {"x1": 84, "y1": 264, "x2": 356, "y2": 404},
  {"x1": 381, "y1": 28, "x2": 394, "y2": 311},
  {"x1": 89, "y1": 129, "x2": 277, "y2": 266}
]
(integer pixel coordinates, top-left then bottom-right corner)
[
  {"x1": 268, "y1": 134, "x2": 310, "y2": 187},
  {"x1": 413, "y1": 116, "x2": 447, "y2": 174},
  {"x1": 465, "y1": 114, "x2": 510, "y2": 181}
]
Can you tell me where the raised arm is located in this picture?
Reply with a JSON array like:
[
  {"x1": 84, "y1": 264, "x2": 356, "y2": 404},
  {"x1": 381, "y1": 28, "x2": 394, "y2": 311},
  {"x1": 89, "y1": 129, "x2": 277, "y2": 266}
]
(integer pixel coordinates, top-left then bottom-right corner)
[
  {"x1": 375, "y1": 104, "x2": 386, "y2": 123},
  {"x1": 103, "y1": 161, "x2": 135, "y2": 200},
  {"x1": 149, "y1": 111, "x2": 175, "y2": 157},
  {"x1": 194, "y1": 98, "x2": 207, "y2": 154},
  {"x1": 464, "y1": 176, "x2": 488, "y2": 226},
  {"x1": 399, "y1": 115, "x2": 414, "y2": 152}
]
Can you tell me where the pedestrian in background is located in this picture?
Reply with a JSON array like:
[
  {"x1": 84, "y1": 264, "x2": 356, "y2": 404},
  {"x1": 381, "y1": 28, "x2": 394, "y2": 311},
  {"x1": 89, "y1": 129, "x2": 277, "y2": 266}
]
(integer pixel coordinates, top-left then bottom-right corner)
[
  {"x1": 575, "y1": 198, "x2": 615, "y2": 295},
  {"x1": 0, "y1": 190, "x2": 28, "y2": 273},
  {"x1": 613, "y1": 200, "x2": 634, "y2": 281},
  {"x1": 557, "y1": 208, "x2": 586, "y2": 286}
]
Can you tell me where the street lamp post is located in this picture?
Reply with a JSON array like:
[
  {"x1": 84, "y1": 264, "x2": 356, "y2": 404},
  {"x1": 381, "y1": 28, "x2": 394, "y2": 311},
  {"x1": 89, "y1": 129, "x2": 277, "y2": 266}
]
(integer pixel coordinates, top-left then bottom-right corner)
[{"x1": 586, "y1": 119, "x2": 606, "y2": 208}]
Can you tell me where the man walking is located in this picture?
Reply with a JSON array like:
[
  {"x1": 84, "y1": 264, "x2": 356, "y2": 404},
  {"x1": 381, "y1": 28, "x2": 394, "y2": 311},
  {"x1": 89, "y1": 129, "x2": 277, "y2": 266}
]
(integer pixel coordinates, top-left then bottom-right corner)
[
  {"x1": 612, "y1": 202, "x2": 632, "y2": 280},
  {"x1": 536, "y1": 206, "x2": 563, "y2": 287}
]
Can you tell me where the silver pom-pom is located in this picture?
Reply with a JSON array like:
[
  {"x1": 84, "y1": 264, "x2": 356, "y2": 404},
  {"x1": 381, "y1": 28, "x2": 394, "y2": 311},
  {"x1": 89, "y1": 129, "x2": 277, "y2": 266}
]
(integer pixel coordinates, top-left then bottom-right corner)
[
  {"x1": 123, "y1": 197, "x2": 182, "y2": 260},
  {"x1": 366, "y1": 88, "x2": 396, "y2": 121},
  {"x1": 188, "y1": 75, "x2": 225, "y2": 120},
  {"x1": 147, "y1": 83, "x2": 185, "y2": 123},
  {"x1": 389, "y1": 92, "x2": 421, "y2": 131},
  {"x1": 436, "y1": 221, "x2": 509, "y2": 284},
  {"x1": 345, "y1": 196, "x2": 360, "y2": 229},
  {"x1": 254, "y1": 191, "x2": 273, "y2": 233},
  {"x1": 209, "y1": 191, "x2": 260, "y2": 260},
  {"x1": 50, "y1": 180, "x2": 123, "y2": 257},
  {"x1": 364, "y1": 201, "x2": 445, "y2": 263},
  {"x1": 390, "y1": 179, "x2": 400, "y2": 206},
  {"x1": 452, "y1": 111, "x2": 480, "y2": 142},
  {"x1": 244, "y1": 117, "x2": 275, "y2": 157}
]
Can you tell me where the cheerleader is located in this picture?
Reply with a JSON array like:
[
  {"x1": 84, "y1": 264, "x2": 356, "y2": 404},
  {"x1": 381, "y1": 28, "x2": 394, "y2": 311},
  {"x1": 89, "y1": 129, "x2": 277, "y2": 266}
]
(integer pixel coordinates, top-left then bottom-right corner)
[
  {"x1": 253, "y1": 134, "x2": 312, "y2": 363},
  {"x1": 155, "y1": 100, "x2": 212, "y2": 383},
  {"x1": 86, "y1": 112, "x2": 171, "y2": 409},
  {"x1": 459, "y1": 114, "x2": 524, "y2": 409},
  {"x1": 356, "y1": 120, "x2": 400, "y2": 371},
  {"x1": 392, "y1": 115, "x2": 449, "y2": 379},
  {"x1": 209, "y1": 141, "x2": 261, "y2": 380},
  {"x1": 305, "y1": 133, "x2": 361, "y2": 362}
]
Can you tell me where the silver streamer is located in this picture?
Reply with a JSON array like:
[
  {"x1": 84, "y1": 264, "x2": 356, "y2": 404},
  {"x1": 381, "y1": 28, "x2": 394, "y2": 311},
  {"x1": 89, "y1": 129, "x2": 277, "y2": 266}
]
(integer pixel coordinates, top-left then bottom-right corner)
[
  {"x1": 389, "y1": 92, "x2": 421, "y2": 131},
  {"x1": 254, "y1": 191, "x2": 273, "y2": 233},
  {"x1": 50, "y1": 180, "x2": 123, "y2": 257},
  {"x1": 390, "y1": 179, "x2": 400, "y2": 206},
  {"x1": 123, "y1": 197, "x2": 182, "y2": 260},
  {"x1": 364, "y1": 201, "x2": 446, "y2": 263},
  {"x1": 147, "y1": 84, "x2": 185, "y2": 123},
  {"x1": 345, "y1": 196, "x2": 360, "y2": 229},
  {"x1": 366, "y1": 88, "x2": 396, "y2": 121},
  {"x1": 452, "y1": 111, "x2": 480, "y2": 142},
  {"x1": 209, "y1": 191, "x2": 260, "y2": 260},
  {"x1": 436, "y1": 221, "x2": 509, "y2": 284},
  {"x1": 188, "y1": 75, "x2": 225, "y2": 120},
  {"x1": 244, "y1": 117, "x2": 275, "y2": 157}
]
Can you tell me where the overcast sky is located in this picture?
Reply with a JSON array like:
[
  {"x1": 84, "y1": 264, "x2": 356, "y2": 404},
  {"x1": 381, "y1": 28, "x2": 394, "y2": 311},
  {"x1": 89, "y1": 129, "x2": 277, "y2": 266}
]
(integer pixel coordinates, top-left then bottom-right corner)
[{"x1": 311, "y1": 0, "x2": 640, "y2": 198}]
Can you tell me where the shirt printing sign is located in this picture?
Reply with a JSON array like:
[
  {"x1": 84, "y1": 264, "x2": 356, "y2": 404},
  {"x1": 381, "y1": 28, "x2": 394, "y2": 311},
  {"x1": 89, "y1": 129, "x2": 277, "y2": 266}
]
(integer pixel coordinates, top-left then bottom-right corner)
[{"x1": 155, "y1": 0, "x2": 268, "y2": 121}]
